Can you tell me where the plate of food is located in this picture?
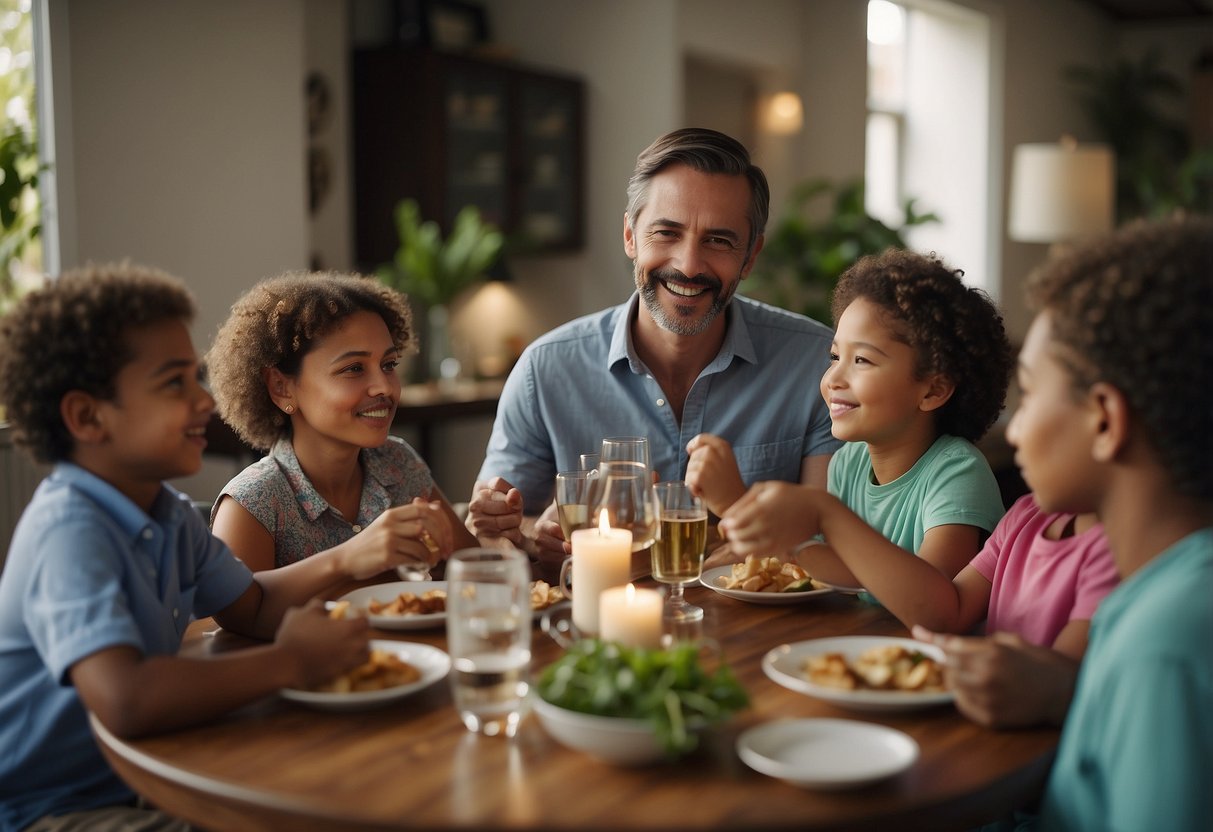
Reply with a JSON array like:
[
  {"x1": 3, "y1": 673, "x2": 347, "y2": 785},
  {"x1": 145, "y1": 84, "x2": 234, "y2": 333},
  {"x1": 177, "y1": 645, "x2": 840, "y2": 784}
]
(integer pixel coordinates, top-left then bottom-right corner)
[
  {"x1": 336, "y1": 581, "x2": 448, "y2": 630},
  {"x1": 529, "y1": 579, "x2": 569, "y2": 619},
  {"x1": 279, "y1": 640, "x2": 450, "y2": 712},
  {"x1": 736, "y1": 718, "x2": 918, "y2": 790},
  {"x1": 763, "y1": 636, "x2": 953, "y2": 712},
  {"x1": 700, "y1": 557, "x2": 833, "y2": 605}
]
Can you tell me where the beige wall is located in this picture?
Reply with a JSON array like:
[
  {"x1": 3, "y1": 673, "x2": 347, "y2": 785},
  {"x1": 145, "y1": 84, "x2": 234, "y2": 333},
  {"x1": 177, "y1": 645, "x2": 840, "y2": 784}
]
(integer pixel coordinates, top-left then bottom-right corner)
[{"x1": 52, "y1": 0, "x2": 310, "y2": 346}]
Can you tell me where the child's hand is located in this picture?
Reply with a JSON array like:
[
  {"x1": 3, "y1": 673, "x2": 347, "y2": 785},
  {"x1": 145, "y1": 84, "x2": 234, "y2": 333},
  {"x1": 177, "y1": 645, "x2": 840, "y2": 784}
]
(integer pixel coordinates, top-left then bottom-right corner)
[
  {"x1": 466, "y1": 476, "x2": 525, "y2": 546},
  {"x1": 717, "y1": 481, "x2": 821, "y2": 556},
  {"x1": 912, "y1": 626, "x2": 1077, "y2": 728},
  {"x1": 342, "y1": 500, "x2": 453, "y2": 580},
  {"x1": 685, "y1": 434, "x2": 746, "y2": 517},
  {"x1": 277, "y1": 600, "x2": 370, "y2": 690}
]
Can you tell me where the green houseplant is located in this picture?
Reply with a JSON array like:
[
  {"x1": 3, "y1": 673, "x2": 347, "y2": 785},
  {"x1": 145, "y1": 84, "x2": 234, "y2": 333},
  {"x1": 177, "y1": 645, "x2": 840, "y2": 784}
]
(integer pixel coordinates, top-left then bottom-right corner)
[
  {"x1": 1066, "y1": 49, "x2": 1213, "y2": 221},
  {"x1": 743, "y1": 179, "x2": 938, "y2": 323},
  {"x1": 377, "y1": 198, "x2": 504, "y2": 381}
]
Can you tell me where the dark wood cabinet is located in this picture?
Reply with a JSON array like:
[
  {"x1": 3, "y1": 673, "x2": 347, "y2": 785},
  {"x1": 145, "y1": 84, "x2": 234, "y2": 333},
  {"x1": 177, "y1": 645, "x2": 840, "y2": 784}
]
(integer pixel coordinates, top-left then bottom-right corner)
[{"x1": 352, "y1": 47, "x2": 585, "y2": 271}]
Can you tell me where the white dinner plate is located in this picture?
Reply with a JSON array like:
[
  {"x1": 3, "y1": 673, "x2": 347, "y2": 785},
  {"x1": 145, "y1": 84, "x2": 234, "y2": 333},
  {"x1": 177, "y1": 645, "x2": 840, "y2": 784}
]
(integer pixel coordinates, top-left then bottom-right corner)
[
  {"x1": 279, "y1": 640, "x2": 449, "y2": 712},
  {"x1": 737, "y1": 718, "x2": 919, "y2": 790},
  {"x1": 763, "y1": 636, "x2": 954, "y2": 712},
  {"x1": 532, "y1": 598, "x2": 571, "y2": 620},
  {"x1": 338, "y1": 581, "x2": 448, "y2": 630},
  {"x1": 699, "y1": 565, "x2": 834, "y2": 605},
  {"x1": 810, "y1": 579, "x2": 866, "y2": 595}
]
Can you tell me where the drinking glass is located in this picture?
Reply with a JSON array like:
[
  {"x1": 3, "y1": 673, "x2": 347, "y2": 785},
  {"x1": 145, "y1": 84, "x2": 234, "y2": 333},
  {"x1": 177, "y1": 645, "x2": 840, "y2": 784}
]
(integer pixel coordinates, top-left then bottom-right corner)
[
  {"x1": 651, "y1": 481, "x2": 707, "y2": 624},
  {"x1": 586, "y1": 460, "x2": 660, "y2": 553},
  {"x1": 554, "y1": 470, "x2": 594, "y2": 538},
  {"x1": 578, "y1": 452, "x2": 600, "y2": 473},
  {"x1": 445, "y1": 548, "x2": 532, "y2": 738},
  {"x1": 600, "y1": 436, "x2": 650, "y2": 469}
]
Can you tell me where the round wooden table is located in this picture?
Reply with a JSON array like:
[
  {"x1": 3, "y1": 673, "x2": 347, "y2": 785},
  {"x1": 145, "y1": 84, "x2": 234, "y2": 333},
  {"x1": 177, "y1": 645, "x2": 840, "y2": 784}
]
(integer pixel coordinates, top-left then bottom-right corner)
[{"x1": 92, "y1": 580, "x2": 1057, "y2": 831}]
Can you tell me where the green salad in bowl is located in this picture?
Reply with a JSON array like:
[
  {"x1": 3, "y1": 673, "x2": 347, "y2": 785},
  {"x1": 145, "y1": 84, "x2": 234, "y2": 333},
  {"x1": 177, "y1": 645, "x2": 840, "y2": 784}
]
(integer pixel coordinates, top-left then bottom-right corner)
[{"x1": 536, "y1": 639, "x2": 749, "y2": 759}]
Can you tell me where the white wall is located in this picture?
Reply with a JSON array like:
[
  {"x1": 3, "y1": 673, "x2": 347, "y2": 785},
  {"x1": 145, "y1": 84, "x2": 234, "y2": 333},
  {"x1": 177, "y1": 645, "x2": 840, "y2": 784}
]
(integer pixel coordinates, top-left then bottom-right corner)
[
  {"x1": 48, "y1": 0, "x2": 311, "y2": 502},
  {"x1": 53, "y1": 0, "x2": 309, "y2": 344}
]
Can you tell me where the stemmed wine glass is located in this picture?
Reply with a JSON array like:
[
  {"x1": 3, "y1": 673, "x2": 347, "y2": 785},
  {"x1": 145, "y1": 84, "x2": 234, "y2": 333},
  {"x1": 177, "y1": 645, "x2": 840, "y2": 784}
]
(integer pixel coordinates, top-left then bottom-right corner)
[{"x1": 651, "y1": 481, "x2": 707, "y2": 624}]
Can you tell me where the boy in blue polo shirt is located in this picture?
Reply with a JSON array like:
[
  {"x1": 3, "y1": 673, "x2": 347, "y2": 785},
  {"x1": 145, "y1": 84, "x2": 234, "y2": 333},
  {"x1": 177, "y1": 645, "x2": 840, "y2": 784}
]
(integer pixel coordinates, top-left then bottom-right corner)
[{"x1": 0, "y1": 264, "x2": 446, "y2": 831}]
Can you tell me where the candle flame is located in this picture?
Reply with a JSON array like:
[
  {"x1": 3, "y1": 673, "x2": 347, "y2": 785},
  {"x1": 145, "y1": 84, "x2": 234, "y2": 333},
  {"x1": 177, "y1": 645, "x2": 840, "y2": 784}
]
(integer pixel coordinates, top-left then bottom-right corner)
[
  {"x1": 598, "y1": 508, "x2": 611, "y2": 534},
  {"x1": 625, "y1": 583, "x2": 636, "y2": 601}
]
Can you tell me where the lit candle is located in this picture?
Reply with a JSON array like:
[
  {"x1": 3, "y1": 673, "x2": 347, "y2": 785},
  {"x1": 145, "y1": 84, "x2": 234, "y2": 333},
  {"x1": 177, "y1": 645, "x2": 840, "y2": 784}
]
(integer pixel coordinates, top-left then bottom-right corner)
[
  {"x1": 569, "y1": 510, "x2": 632, "y2": 635},
  {"x1": 599, "y1": 583, "x2": 664, "y2": 650}
]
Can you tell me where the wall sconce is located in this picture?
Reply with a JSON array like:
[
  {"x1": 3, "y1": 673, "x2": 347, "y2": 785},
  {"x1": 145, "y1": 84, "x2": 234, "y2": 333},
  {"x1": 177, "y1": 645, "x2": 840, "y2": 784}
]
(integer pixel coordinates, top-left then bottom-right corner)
[
  {"x1": 1008, "y1": 136, "x2": 1115, "y2": 243},
  {"x1": 759, "y1": 91, "x2": 804, "y2": 135}
]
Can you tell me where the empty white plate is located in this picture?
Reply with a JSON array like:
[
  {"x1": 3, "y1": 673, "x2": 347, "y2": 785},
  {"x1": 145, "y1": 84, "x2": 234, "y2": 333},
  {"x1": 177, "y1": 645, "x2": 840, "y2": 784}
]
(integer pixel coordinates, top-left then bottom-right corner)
[{"x1": 736, "y1": 718, "x2": 918, "y2": 790}]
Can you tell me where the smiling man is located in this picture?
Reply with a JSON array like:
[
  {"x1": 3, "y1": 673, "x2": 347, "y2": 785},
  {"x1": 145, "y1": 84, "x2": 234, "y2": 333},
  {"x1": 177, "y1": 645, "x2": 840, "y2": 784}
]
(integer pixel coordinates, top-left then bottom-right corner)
[{"x1": 468, "y1": 128, "x2": 838, "y2": 566}]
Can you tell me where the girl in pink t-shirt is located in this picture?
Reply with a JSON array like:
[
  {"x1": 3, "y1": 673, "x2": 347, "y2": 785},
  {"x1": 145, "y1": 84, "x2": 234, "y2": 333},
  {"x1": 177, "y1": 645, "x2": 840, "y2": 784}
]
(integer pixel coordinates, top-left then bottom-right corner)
[
  {"x1": 970, "y1": 494, "x2": 1118, "y2": 654},
  {"x1": 908, "y1": 493, "x2": 1118, "y2": 729}
]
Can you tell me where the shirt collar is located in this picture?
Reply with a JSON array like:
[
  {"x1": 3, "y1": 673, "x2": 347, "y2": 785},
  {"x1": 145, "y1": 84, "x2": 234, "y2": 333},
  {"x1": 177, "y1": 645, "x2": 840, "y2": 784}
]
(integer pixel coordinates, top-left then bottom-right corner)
[
  {"x1": 606, "y1": 292, "x2": 758, "y2": 374},
  {"x1": 269, "y1": 436, "x2": 398, "y2": 522},
  {"x1": 270, "y1": 437, "x2": 329, "y2": 522},
  {"x1": 53, "y1": 462, "x2": 180, "y2": 539}
]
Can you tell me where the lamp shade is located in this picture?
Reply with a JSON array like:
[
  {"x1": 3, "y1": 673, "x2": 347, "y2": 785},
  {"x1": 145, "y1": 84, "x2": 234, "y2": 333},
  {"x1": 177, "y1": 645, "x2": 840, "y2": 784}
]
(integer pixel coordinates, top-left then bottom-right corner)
[{"x1": 1008, "y1": 141, "x2": 1115, "y2": 243}]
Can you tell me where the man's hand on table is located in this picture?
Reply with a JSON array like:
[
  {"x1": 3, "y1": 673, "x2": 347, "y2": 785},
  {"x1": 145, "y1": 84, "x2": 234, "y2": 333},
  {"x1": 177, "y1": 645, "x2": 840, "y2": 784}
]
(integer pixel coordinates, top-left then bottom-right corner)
[{"x1": 466, "y1": 476, "x2": 525, "y2": 547}]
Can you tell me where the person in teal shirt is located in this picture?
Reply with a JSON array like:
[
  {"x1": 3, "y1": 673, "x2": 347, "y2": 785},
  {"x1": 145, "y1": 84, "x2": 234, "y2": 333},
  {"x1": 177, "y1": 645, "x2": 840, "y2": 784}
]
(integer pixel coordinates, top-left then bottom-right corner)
[
  {"x1": 1020, "y1": 217, "x2": 1212, "y2": 831},
  {"x1": 713, "y1": 248, "x2": 1010, "y2": 594},
  {"x1": 922, "y1": 215, "x2": 1211, "y2": 830}
]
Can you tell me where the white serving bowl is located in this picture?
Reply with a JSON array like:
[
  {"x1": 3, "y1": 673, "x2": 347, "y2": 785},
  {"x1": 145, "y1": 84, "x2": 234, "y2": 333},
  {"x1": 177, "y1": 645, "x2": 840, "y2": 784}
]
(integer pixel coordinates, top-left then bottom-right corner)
[{"x1": 532, "y1": 697, "x2": 668, "y2": 766}]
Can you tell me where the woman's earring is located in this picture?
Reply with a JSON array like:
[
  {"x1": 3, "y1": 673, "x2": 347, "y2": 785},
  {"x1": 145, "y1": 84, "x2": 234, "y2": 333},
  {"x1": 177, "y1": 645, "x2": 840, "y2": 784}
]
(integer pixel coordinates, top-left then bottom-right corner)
[{"x1": 284, "y1": 404, "x2": 294, "y2": 414}]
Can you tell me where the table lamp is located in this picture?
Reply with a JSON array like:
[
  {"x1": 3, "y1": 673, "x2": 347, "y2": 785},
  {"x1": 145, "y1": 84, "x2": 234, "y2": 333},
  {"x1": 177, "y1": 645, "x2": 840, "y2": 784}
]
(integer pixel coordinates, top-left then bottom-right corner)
[{"x1": 1008, "y1": 137, "x2": 1115, "y2": 244}]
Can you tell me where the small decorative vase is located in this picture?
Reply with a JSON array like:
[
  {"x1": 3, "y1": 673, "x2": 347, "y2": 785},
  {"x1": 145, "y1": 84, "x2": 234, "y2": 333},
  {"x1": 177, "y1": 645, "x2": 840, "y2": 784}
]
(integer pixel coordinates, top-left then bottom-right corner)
[{"x1": 426, "y1": 304, "x2": 460, "y2": 383}]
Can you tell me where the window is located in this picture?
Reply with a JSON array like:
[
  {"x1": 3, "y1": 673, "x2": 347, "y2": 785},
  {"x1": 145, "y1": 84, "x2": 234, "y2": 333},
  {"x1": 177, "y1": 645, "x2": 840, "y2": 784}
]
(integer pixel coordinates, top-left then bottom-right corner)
[
  {"x1": 865, "y1": 0, "x2": 998, "y2": 296},
  {"x1": 0, "y1": 0, "x2": 42, "y2": 312}
]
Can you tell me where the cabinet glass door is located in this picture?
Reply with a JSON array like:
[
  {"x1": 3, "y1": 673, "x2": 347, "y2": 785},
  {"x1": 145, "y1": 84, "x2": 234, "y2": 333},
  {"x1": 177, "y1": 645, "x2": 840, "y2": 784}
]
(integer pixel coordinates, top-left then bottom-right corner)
[
  {"x1": 517, "y1": 79, "x2": 580, "y2": 250},
  {"x1": 444, "y1": 68, "x2": 508, "y2": 230}
]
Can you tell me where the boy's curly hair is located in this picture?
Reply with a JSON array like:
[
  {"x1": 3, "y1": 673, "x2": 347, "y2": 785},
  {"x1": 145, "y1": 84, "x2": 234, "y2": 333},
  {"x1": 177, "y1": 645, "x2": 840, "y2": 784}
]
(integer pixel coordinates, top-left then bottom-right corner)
[
  {"x1": 0, "y1": 263, "x2": 195, "y2": 463},
  {"x1": 206, "y1": 271, "x2": 415, "y2": 450},
  {"x1": 1027, "y1": 214, "x2": 1213, "y2": 502},
  {"x1": 831, "y1": 248, "x2": 1013, "y2": 442}
]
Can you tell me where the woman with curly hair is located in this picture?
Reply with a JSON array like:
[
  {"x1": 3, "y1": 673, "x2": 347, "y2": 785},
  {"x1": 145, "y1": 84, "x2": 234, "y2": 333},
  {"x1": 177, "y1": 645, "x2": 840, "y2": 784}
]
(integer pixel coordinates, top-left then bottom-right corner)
[
  {"x1": 206, "y1": 271, "x2": 482, "y2": 572},
  {"x1": 717, "y1": 248, "x2": 1013, "y2": 590}
]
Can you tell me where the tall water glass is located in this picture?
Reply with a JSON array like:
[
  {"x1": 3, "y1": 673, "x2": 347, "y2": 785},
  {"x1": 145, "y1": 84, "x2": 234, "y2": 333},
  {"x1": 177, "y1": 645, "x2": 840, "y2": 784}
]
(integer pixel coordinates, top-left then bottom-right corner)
[
  {"x1": 651, "y1": 482, "x2": 707, "y2": 624},
  {"x1": 446, "y1": 548, "x2": 531, "y2": 738}
]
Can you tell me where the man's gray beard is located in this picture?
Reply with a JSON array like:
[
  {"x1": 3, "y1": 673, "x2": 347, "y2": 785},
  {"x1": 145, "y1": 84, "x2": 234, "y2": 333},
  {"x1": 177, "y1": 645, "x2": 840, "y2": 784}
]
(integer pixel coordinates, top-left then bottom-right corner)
[{"x1": 635, "y1": 263, "x2": 737, "y2": 337}]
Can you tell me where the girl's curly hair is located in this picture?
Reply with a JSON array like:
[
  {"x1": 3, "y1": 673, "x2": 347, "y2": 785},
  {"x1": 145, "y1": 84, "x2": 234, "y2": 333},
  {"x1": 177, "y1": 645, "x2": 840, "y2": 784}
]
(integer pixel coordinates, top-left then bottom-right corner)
[
  {"x1": 205, "y1": 271, "x2": 415, "y2": 450},
  {"x1": 1027, "y1": 214, "x2": 1213, "y2": 502},
  {"x1": 0, "y1": 263, "x2": 195, "y2": 463},
  {"x1": 831, "y1": 248, "x2": 1013, "y2": 442}
]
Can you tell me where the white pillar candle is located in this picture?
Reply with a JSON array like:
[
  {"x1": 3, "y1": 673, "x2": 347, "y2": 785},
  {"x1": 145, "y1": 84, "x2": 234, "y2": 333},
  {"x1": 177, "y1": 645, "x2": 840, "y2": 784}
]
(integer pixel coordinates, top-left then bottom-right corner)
[
  {"x1": 599, "y1": 583, "x2": 664, "y2": 650},
  {"x1": 569, "y1": 511, "x2": 632, "y2": 635}
]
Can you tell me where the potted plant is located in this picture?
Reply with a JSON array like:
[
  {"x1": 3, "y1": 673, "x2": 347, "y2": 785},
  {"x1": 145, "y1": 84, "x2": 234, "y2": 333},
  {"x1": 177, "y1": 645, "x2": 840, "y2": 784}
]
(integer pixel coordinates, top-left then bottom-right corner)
[
  {"x1": 743, "y1": 179, "x2": 938, "y2": 323},
  {"x1": 1066, "y1": 48, "x2": 1213, "y2": 221},
  {"x1": 377, "y1": 198, "x2": 504, "y2": 382}
]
